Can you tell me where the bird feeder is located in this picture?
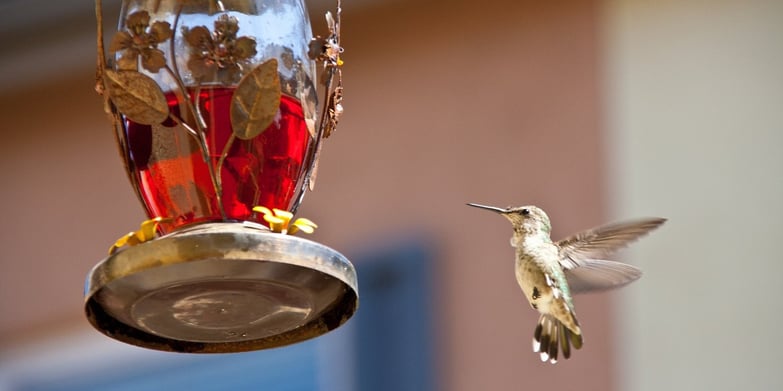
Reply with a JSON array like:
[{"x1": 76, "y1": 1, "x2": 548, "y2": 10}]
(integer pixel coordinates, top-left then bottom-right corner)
[{"x1": 84, "y1": 0, "x2": 356, "y2": 353}]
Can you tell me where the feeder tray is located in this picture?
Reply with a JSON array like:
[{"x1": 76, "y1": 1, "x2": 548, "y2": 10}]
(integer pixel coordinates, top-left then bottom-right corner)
[{"x1": 84, "y1": 223, "x2": 358, "y2": 353}]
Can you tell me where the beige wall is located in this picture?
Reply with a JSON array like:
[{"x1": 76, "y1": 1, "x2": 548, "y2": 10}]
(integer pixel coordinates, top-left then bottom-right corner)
[
  {"x1": 605, "y1": 0, "x2": 783, "y2": 389},
  {"x1": 0, "y1": 0, "x2": 617, "y2": 389}
]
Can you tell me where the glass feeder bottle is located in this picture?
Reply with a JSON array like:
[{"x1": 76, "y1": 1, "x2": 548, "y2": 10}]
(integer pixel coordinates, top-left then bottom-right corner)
[{"x1": 109, "y1": 0, "x2": 320, "y2": 232}]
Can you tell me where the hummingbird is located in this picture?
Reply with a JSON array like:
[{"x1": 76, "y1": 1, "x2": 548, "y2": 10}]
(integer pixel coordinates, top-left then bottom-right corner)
[{"x1": 467, "y1": 203, "x2": 665, "y2": 364}]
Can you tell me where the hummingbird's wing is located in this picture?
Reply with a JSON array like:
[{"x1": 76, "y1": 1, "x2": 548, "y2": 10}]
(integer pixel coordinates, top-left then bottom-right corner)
[
  {"x1": 556, "y1": 217, "x2": 665, "y2": 293},
  {"x1": 562, "y1": 259, "x2": 642, "y2": 294}
]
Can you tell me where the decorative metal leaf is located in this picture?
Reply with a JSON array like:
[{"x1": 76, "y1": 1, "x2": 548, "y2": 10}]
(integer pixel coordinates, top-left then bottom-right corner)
[
  {"x1": 103, "y1": 70, "x2": 169, "y2": 125},
  {"x1": 230, "y1": 58, "x2": 281, "y2": 140}
]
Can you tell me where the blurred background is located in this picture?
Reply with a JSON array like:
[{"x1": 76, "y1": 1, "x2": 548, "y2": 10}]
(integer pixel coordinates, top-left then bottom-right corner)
[{"x1": 1, "y1": 0, "x2": 781, "y2": 390}]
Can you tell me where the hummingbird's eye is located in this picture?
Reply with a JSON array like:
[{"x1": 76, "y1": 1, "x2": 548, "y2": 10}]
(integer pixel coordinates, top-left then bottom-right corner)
[{"x1": 521, "y1": 208, "x2": 530, "y2": 216}]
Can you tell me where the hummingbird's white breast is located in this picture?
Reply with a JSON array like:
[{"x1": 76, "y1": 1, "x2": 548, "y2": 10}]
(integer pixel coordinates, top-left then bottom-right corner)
[
  {"x1": 513, "y1": 234, "x2": 581, "y2": 334},
  {"x1": 513, "y1": 236, "x2": 558, "y2": 311}
]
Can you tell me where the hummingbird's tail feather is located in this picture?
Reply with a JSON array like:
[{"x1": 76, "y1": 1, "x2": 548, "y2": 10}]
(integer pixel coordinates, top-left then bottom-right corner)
[{"x1": 533, "y1": 314, "x2": 583, "y2": 363}]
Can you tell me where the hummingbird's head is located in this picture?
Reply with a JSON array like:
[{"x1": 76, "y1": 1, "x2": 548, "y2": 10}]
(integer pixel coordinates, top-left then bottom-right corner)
[{"x1": 467, "y1": 203, "x2": 552, "y2": 235}]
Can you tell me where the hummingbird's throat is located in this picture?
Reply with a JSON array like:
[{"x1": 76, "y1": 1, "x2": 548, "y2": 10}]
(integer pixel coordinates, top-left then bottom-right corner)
[
  {"x1": 517, "y1": 222, "x2": 551, "y2": 238},
  {"x1": 512, "y1": 227, "x2": 552, "y2": 248}
]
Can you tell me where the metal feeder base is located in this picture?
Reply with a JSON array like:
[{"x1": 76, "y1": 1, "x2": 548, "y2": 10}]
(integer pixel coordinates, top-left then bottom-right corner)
[{"x1": 84, "y1": 223, "x2": 358, "y2": 353}]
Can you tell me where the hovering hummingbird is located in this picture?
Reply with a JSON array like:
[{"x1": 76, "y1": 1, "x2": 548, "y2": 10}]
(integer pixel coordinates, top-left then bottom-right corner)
[{"x1": 467, "y1": 203, "x2": 665, "y2": 364}]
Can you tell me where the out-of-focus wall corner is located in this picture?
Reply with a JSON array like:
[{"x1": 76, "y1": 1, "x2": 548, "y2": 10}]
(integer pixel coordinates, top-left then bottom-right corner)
[{"x1": 604, "y1": 1, "x2": 783, "y2": 390}]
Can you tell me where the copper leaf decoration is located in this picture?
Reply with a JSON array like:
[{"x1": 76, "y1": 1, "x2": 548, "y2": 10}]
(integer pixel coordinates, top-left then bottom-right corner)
[
  {"x1": 230, "y1": 58, "x2": 281, "y2": 140},
  {"x1": 103, "y1": 70, "x2": 169, "y2": 125}
]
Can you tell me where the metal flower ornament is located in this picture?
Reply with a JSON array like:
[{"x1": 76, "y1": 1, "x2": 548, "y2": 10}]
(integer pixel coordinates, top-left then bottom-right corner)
[
  {"x1": 305, "y1": 5, "x2": 344, "y2": 189},
  {"x1": 183, "y1": 14, "x2": 258, "y2": 84},
  {"x1": 110, "y1": 11, "x2": 172, "y2": 73}
]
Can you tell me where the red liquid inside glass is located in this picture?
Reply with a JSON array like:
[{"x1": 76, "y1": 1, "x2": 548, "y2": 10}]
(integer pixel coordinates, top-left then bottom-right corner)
[{"x1": 123, "y1": 87, "x2": 310, "y2": 233}]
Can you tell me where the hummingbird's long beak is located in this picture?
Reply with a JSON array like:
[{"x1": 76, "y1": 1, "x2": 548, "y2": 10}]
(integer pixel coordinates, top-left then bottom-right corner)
[{"x1": 466, "y1": 203, "x2": 508, "y2": 214}]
